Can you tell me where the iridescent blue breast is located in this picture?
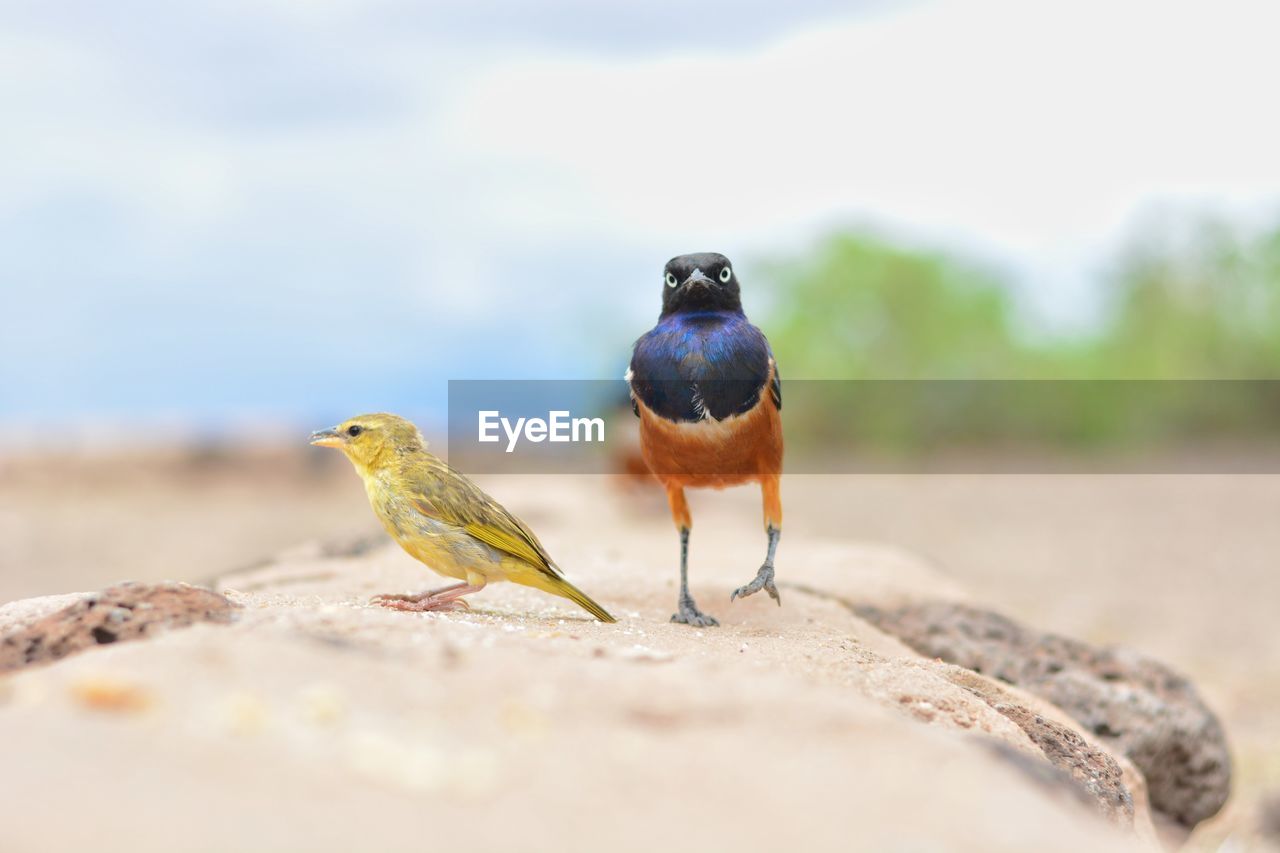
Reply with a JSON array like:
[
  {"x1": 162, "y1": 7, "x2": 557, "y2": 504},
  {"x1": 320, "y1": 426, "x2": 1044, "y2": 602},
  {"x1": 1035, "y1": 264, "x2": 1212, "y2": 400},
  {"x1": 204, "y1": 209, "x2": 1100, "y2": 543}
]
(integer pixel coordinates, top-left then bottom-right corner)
[{"x1": 628, "y1": 311, "x2": 778, "y2": 423}]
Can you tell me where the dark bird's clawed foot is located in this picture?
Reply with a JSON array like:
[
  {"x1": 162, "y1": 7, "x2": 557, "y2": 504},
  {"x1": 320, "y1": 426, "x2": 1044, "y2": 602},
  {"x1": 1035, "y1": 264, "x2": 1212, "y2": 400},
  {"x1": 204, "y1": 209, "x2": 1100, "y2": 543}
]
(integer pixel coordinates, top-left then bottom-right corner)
[
  {"x1": 370, "y1": 592, "x2": 471, "y2": 613},
  {"x1": 731, "y1": 563, "x2": 780, "y2": 605},
  {"x1": 671, "y1": 596, "x2": 719, "y2": 628}
]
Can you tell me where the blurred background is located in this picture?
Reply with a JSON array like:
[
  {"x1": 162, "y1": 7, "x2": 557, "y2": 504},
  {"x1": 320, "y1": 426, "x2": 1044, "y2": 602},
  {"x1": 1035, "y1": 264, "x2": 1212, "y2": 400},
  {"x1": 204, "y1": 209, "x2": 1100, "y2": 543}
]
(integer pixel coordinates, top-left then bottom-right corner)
[
  {"x1": 2, "y1": 1, "x2": 1280, "y2": 847},
  {"x1": 4, "y1": 0, "x2": 1280, "y2": 439}
]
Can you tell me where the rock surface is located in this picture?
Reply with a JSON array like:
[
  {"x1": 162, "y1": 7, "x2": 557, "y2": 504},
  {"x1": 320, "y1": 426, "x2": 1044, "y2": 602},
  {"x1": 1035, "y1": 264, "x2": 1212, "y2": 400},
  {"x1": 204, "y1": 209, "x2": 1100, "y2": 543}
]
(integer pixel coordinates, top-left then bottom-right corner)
[
  {"x1": 0, "y1": 529, "x2": 1160, "y2": 853},
  {"x1": 1262, "y1": 791, "x2": 1280, "y2": 842},
  {"x1": 856, "y1": 601, "x2": 1231, "y2": 828},
  {"x1": 940, "y1": 665, "x2": 1137, "y2": 825},
  {"x1": 0, "y1": 582, "x2": 237, "y2": 672}
]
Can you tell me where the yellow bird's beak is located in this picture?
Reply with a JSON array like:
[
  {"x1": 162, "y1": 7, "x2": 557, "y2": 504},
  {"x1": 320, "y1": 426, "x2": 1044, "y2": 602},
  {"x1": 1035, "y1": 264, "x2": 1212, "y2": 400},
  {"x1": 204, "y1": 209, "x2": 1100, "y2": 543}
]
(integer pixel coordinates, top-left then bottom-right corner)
[{"x1": 309, "y1": 427, "x2": 345, "y2": 448}]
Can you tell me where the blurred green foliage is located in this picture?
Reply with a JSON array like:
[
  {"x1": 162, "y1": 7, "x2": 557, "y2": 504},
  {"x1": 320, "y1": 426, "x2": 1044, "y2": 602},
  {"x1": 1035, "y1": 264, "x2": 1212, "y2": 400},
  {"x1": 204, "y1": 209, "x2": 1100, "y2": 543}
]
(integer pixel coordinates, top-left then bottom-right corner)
[
  {"x1": 759, "y1": 217, "x2": 1280, "y2": 451},
  {"x1": 763, "y1": 233, "x2": 1026, "y2": 379},
  {"x1": 1093, "y1": 220, "x2": 1280, "y2": 378}
]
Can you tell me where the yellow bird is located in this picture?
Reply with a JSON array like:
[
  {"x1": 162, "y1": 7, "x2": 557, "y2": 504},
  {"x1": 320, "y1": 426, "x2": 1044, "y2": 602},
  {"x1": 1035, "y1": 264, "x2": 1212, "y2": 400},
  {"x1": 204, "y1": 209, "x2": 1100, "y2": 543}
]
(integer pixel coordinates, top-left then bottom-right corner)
[{"x1": 310, "y1": 413, "x2": 615, "y2": 622}]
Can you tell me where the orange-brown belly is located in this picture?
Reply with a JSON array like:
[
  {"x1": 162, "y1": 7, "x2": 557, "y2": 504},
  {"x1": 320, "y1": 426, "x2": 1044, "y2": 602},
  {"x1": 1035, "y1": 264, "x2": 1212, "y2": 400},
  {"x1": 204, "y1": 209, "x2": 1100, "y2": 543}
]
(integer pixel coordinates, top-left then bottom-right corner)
[{"x1": 637, "y1": 393, "x2": 782, "y2": 489}]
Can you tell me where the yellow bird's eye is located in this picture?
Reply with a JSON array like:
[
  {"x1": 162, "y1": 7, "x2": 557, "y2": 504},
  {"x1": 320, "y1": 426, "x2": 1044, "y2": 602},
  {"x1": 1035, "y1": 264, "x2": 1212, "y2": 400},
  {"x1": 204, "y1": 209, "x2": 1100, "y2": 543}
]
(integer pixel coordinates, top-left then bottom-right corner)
[
  {"x1": 665, "y1": 272, "x2": 678, "y2": 288},
  {"x1": 719, "y1": 266, "x2": 732, "y2": 283},
  {"x1": 347, "y1": 425, "x2": 363, "y2": 437}
]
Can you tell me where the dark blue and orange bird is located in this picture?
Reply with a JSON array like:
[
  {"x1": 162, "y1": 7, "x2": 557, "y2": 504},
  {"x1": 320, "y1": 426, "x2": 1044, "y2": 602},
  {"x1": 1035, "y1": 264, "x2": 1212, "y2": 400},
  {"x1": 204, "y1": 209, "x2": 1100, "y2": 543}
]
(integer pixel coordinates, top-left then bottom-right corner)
[{"x1": 627, "y1": 252, "x2": 783, "y2": 627}]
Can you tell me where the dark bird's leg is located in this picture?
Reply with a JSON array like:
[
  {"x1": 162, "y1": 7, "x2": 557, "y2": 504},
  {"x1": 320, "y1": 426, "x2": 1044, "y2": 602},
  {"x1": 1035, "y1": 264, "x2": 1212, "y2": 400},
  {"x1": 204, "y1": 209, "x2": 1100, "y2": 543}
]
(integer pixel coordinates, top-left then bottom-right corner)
[
  {"x1": 665, "y1": 485, "x2": 719, "y2": 627},
  {"x1": 372, "y1": 581, "x2": 484, "y2": 613},
  {"x1": 731, "y1": 475, "x2": 782, "y2": 605}
]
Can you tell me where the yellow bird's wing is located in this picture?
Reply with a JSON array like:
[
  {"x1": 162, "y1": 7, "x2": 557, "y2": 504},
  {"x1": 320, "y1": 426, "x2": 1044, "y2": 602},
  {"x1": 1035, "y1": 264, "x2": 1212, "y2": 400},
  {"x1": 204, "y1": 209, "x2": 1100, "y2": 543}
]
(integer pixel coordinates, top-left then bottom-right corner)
[
  {"x1": 403, "y1": 454, "x2": 616, "y2": 624},
  {"x1": 407, "y1": 460, "x2": 562, "y2": 577}
]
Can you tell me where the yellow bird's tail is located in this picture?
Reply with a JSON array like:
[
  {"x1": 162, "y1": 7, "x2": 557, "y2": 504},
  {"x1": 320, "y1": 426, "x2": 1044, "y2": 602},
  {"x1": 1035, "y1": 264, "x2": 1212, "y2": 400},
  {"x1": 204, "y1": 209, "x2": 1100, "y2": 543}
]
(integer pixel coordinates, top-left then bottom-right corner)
[{"x1": 530, "y1": 572, "x2": 617, "y2": 623}]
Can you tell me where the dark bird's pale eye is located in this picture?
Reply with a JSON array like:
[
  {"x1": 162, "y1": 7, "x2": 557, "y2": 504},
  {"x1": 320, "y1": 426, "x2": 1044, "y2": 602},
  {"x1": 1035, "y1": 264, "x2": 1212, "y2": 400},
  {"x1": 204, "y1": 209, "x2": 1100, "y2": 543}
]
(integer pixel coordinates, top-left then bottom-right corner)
[
  {"x1": 719, "y1": 266, "x2": 732, "y2": 283},
  {"x1": 665, "y1": 272, "x2": 678, "y2": 288},
  {"x1": 347, "y1": 425, "x2": 363, "y2": 437}
]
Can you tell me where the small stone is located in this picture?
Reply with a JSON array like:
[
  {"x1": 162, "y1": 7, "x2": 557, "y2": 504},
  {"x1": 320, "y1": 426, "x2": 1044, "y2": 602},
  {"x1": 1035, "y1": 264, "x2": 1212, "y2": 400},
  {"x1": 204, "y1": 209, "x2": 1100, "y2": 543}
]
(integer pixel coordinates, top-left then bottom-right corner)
[
  {"x1": 619, "y1": 645, "x2": 673, "y2": 663},
  {"x1": 500, "y1": 701, "x2": 549, "y2": 740},
  {"x1": 299, "y1": 684, "x2": 346, "y2": 726},
  {"x1": 345, "y1": 731, "x2": 445, "y2": 793},
  {"x1": 222, "y1": 692, "x2": 269, "y2": 735},
  {"x1": 69, "y1": 676, "x2": 153, "y2": 714}
]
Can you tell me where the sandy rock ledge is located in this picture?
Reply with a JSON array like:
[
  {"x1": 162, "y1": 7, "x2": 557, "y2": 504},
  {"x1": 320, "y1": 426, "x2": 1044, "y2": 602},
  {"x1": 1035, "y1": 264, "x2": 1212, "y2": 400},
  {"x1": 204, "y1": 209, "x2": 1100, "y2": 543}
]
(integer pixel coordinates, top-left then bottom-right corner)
[{"x1": 0, "y1": 537, "x2": 1168, "y2": 853}]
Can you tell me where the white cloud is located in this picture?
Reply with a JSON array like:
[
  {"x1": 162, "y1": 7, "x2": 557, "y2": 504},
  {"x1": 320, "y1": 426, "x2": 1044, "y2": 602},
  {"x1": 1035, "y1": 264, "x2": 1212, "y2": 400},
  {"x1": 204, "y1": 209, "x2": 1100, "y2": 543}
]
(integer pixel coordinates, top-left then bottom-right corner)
[
  {"x1": 444, "y1": 0, "x2": 1280, "y2": 323},
  {"x1": 3, "y1": 0, "x2": 1280, "y2": 424}
]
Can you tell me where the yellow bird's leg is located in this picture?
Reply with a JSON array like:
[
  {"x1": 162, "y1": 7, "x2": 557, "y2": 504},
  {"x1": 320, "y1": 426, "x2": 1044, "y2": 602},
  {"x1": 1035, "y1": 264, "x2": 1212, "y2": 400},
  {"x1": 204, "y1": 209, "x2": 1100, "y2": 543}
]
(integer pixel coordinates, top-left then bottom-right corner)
[
  {"x1": 731, "y1": 474, "x2": 782, "y2": 605},
  {"x1": 371, "y1": 578, "x2": 486, "y2": 613}
]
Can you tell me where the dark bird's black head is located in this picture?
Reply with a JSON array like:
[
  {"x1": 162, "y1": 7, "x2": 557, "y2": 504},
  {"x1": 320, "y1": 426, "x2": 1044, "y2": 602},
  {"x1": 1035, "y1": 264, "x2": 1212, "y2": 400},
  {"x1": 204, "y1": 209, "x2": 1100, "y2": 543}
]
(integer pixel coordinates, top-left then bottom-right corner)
[{"x1": 660, "y1": 252, "x2": 743, "y2": 317}]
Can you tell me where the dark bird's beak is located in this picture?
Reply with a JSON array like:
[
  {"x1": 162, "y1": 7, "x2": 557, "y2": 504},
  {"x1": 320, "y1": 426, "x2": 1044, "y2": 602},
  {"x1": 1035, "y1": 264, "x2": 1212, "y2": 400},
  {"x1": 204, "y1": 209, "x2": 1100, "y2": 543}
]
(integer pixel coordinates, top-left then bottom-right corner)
[
  {"x1": 682, "y1": 269, "x2": 713, "y2": 288},
  {"x1": 309, "y1": 427, "x2": 344, "y2": 448}
]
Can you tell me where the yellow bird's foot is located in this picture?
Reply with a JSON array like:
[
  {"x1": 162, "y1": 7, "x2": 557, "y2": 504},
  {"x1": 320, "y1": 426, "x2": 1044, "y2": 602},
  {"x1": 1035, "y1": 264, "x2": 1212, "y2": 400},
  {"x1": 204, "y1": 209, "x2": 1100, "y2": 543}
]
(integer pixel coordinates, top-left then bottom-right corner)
[
  {"x1": 370, "y1": 582, "x2": 483, "y2": 613},
  {"x1": 730, "y1": 563, "x2": 780, "y2": 605},
  {"x1": 372, "y1": 594, "x2": 470, "y2": 613}
]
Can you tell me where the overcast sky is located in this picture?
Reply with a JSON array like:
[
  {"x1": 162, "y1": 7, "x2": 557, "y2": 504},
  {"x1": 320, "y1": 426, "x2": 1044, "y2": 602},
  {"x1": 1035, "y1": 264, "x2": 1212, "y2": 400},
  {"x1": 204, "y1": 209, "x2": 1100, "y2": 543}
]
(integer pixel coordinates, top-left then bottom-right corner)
[{"x1": 3, "y1": 0, "x2": 1280, "y2": 434}]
